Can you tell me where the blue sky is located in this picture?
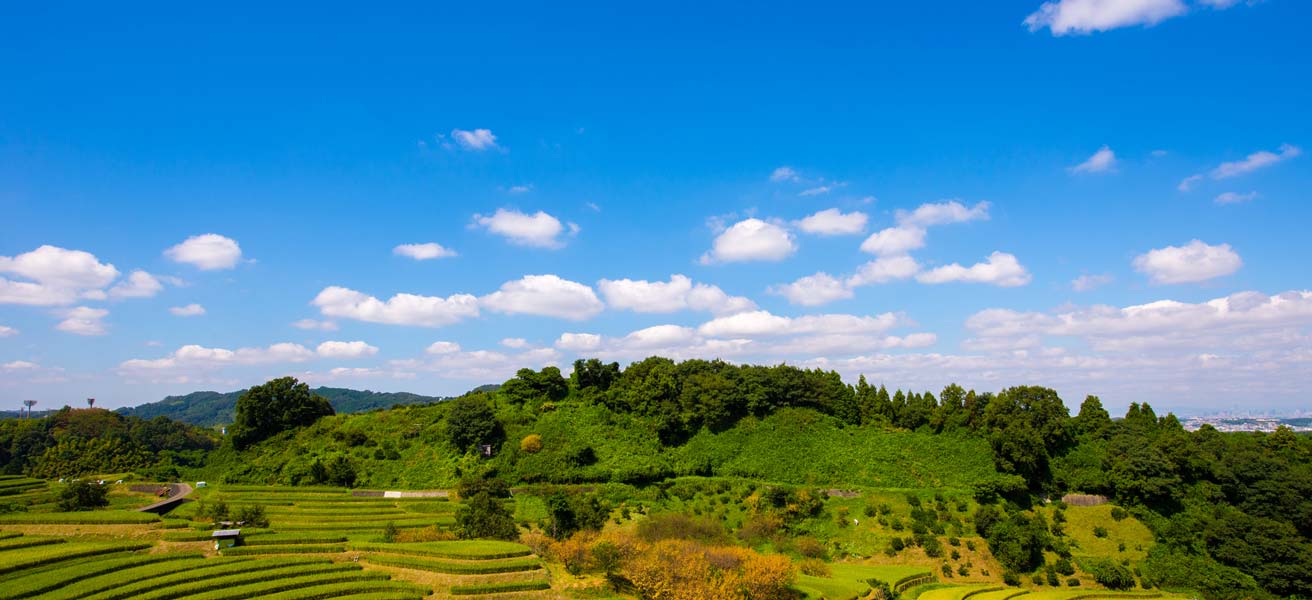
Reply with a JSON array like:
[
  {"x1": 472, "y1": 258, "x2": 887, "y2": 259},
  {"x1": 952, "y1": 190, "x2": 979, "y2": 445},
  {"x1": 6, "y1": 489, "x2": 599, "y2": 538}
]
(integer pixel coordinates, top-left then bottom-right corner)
[{"x1": 2, "y1": 1, "x2": 1309, "y2": 415}]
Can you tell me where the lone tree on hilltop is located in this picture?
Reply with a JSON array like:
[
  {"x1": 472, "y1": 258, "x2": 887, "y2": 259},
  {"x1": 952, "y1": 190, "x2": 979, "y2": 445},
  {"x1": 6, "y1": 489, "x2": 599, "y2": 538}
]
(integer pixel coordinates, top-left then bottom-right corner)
[{"x1": 230, "y1": 377, "x2": 334, "y2": 450}]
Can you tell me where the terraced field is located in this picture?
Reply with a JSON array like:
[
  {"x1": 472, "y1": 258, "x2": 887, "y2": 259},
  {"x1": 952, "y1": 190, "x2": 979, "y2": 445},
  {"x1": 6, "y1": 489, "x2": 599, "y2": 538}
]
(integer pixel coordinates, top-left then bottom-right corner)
[{"x1": 0, "y1": 484, "x2": 561, "y2": 599}]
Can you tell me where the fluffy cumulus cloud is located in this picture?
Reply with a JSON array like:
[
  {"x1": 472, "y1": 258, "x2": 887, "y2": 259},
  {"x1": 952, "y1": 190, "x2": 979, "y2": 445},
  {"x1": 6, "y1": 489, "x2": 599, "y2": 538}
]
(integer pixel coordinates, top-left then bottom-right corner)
[
  {"x1": 895, "y1": 200, "x2": 991, "y2": 228},
  {"x1": 769, "y1": 166, "x2": 800, "y2": 183},
  {"x1": 1210, "y1": 144, "x2": 1301, "y2": 179},
  {"x1": 119, "y1": 342, "x2": 320, "y2": 379},
  {"x1": 769, "y1": 273, "x2": 854, "y2": 306},
  {"x1": 170, "y1": 303, "x2": 206, "y2": 317},
  {"x1": 292, "y1": 319, "x2": 338, "y2": 331},
  {"x1": 701, "y1": 218, "x2": 796, "y2": 264},
  {"x1": 472, "y1": 208, "x2": 577, "y2": 249},
  {"x1": 164, "y1": 234, "x2": 243, "y2": 270},
  {"x1": 391, "y1": 347, "x2": 560, "y2": 382},
  {"x1": 393, "y1": 243, "x2": 457, "y2": 260},
  {"x1": 1024, "y1": 0, "x2": 1188, "y2": 35},
  {"x1": 426, "y1": 341, "x2": 461, "y2": 354},
  {"x1": 315, "y1": 340, "x2": 379, "y2": 359},
  {"x1": 1133, "y1": 240, "x2": 1242, "y2": 284},
  {"x1": 1215, "y1": 191, "x2": 1258, "y2": 205},
  {"x1": 1069, "y1": 145, "x2": 1117, "y2": 174},
  {"x1": 797, "y1": 209, "x2": 867, "y2": 236},
  {"x1": 847, "y1": 256, "x2": 921, "y2": 287},
  {"x1": 917, "y1": 252, "x2": 1032, "y2": 287},
  {"x1": 0, "y1": 325, "x2": 17, "y2": 337},
  {"x1": 549, "y1": 309, "x2": 932, "y2": 362},
  {"x1": 450, "y1": 128, "x2": 499, "y2": 151},
  {"x1": 598, "y1": 274, "x2": 755, "y2": 315},
  {"x1": 312, "y1": 286, "x2": 480, "y2": 327},
  {"x1": 1072, "y1": 274, "x2": 1114, "y2": 292},
  {"x1": 108, "y1": 270, "x2": 164, "y2": 299},
  {"x1": 860, "y1": 226, "x2": 926, "y2": 256},
  {"x1": 0, "y1": 245, "x2": 119, "y2": 305},
  {"x1": 55, "y1": 306, "x2": 109, "y2": 336},
  {"x1": 481, "y1": 274, "x2": 604, "y2": 321}
]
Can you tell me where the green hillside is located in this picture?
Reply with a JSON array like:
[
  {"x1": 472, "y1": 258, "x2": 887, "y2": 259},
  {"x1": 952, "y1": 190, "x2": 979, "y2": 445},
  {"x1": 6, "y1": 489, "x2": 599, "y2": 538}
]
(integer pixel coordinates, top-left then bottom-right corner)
[{"x1": 115, "y1": 387, "x2": 448, "y2": 427}]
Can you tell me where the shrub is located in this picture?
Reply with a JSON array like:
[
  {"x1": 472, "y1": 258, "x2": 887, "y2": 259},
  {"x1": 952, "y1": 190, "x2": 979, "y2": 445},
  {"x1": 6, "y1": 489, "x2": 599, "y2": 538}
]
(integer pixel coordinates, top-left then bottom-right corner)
[
  {"x1": 799, "y1": 557, "x2": 830, "y2": 577},
  {"x1": 1086, "y1": 558, "x2": 1136, "y2": 590},
  {"x1": 1110, "y1": 507, "x2": 1128, "y2": 521},
  {"x1": 1093, "y1": 526, "x2": 1108, "y2": 538},
  {"x1": 638, "y1": 512, "x2": 726, "y2": 544},
  {"x1": 794, "y1": 536, "x2": 827, "y2": 559},
  {"x1": 57, "y1": 480, "x2": 108, "y2": 512},
  {"x1": 520, "y1": 434, "x2": 543, "y2": 454}
]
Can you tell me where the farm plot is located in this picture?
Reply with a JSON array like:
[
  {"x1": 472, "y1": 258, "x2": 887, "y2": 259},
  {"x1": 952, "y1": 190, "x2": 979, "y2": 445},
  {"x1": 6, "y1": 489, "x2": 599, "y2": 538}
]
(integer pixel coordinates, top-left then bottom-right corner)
[{"x1": 351, "y1": 540, "x2": 550, "y2": 597}]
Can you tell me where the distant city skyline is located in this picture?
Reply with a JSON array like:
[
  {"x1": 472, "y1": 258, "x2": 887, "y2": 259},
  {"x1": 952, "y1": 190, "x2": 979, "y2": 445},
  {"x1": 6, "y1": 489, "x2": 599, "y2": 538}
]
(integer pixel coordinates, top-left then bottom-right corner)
[{"x1": 2, "y1": 2, "x2": 1310, "y2": 414}]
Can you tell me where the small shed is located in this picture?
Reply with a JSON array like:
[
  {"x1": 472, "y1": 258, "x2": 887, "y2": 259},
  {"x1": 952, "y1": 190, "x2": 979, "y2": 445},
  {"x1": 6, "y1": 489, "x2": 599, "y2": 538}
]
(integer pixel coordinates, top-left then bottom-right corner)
[{"x1": 212, "y1": 529, "x2": 241, "y2": 550}]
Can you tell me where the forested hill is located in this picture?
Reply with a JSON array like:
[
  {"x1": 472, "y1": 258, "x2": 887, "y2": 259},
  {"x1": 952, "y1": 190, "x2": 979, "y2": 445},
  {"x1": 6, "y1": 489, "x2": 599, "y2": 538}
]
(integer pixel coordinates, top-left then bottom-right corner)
[{"x1": 115, "y1": 387, "x2": 448, "y2": 426}]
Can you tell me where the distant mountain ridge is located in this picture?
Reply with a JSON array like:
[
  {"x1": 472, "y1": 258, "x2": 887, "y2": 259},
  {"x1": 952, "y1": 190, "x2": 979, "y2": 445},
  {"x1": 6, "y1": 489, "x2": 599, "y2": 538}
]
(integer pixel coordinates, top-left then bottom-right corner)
[{"x1": 113, "y1": 387, "x2": 449, "y2": 427}]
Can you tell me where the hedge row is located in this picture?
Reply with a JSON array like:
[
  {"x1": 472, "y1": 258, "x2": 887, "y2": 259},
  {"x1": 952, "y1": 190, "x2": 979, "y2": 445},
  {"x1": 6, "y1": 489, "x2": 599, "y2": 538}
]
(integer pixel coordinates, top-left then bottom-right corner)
[
  {"x1": 240, "y1": 580, "x2": 431, "y2": 600},
  {"x1": 242, "y1": 534, "x2": 349, "y2": 546},
  {"x1": 351, "y1": 541, "x2": 532, "y2": 560},
  {"x1": 0, "y1": 536, "x2": 64, "y2": 552},
  {"x1": 3, "y1": 552, "x2": 203, "y2": 599},
  {"x1": 0, "y1": 511, "x2": 160, "y2": 525},
  {"x1": 449, "y1": 580, "x2": 552, "y2": 595},
  {"x1": 79, "y1": 557, "x2": 334, "y2": 600},
  {"x1": 0, "y1": 542, "x2": 151, "y2": 576},
  {"x1": 46, "y1": 558, "x2": 256, "y2": 600},
  {"x1": 151, "y1": 570, "x2": 391, "y2": 600},
  {"x1": 222, "y1": 544, "x2": 348, "y2": 555},
  {"x1": 362, "y1": 553, "x2": 542, "y2": 574}
]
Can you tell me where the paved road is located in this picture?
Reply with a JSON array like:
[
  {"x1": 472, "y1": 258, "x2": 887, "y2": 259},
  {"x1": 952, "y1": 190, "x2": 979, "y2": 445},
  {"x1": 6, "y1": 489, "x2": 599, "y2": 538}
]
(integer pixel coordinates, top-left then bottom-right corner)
[{"x1": 137, "y1": 482, "x2": 193, "y2": 514}]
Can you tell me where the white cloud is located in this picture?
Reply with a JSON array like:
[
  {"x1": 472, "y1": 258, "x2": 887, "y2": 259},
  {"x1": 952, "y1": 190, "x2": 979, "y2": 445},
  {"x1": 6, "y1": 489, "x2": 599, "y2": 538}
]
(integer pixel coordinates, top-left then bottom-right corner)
[
  {"x1": 1210, "y1": 144, "x2": 1301, "y2": 179},
  {"x1": 1133, "y1": 239, "x2": 1241, "y2": 284},
  {"x1": 451, "y1": 128, "x2": 499, "y2": 151},
  {"x1": 0, "y1": 325, "x2": 17, "y2": 337},
  {"x1": 917, "y1": 251, "x2": 1032, "y2": 287},
  {"x1": 769, "y1": 273, "x2": 854, "y2": 306},
  {"x1": 598, "y1": 274, "x2": 755, "y2": 315},
  {"x1": 701, "y1": 218, "x2": 796, "y2": 264},
  {"x1": 1072, "y1": 274, "x2": 1114, "y2": 292},
  {"x1": 500, "y1": 337, "x2": 530, "y2": 349},
  {"x1": 481, "y1": 274, "x2": 604, "y2": 321},
  {"x1": 315, "y1": 340, "x2": 379, "y2": 359},
  {"x1": 119, "y1": 342, "x2": 318, "y2": 374},
  {"x1": 799, "y1": 184, "x2": 840, "y2": 197},
  {"x1": 860, "y1": 226, "x2": 925, "y2": 256},
  {"x1": 0, "y1": 245, "x2": 120, "y2": 305},
  {"x1": 698, "y1": 310, "x2": 902, "y2": 339},
  {"x1": 508, "y1": 184, "x2": 533, "y2": 194},
  {"x1": 797, "y1": 209, "x2": 868, "y2": 236},
  {"x1": 312, "y1": 286, "x2": 480, "y2": 327},
  {"x1": 395, "y1": 347, "x2": 560, "y2": 382},
  {"x1": 846, "y1": 255, "x2": 921, "y2": 287},
  {"x1": 108, "y1": 270, "x2": 164, "y2": 299},
  {"x1": 1069, "y1": 145, "x2": 1117, "y2": 174},
  {"x1": 1024, "y1": 0, "x2": 1188, "y2": 35},
  {"x1": 1178, "y1": 174, "x2": 1204, "y2": 192},
  {"x1": 165, "y1": 234, "x2": 243, "y2": 270},
  {"x1": 620, "y1": 324, "x2": 698, "y2": 349},
  {"x1": 895, "y1": 200, "x2": 991, "y2": 228},
  {"x1": 426, "y1": 341, "x2": 461, "y2": 355},
  {"x1": 769, "y1": 166, "x2": 800, "y2": 183},
  {"x1": 472, "y1": 208, "x2": 576, "y2": 249},
  {"x1": 393, "y1": 243, "x2": 457, "y2": 260},
  {"x1": 170, "y1": 303, "x2": 206, "y2": 317},
  {"x1": 1214, "y1": 191, "x2": 1258, "y2": 205},
  {"x1": 3, "y1": 360, "x2": 38, "y2": 370},
  {"x1": 292, "y1": 318, "x2": 338, "y2": 331},
  {"x1": 55, "y1": 306, "x2": 109, "y2": 336},
  {"x1": 555, "y1": 333, "x2": 602, "y2": 352}
]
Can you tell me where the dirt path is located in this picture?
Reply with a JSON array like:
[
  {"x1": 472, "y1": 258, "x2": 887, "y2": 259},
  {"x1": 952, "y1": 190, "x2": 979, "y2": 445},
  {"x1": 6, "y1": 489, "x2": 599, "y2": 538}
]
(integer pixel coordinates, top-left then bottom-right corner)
[{"x1": 137, "y1": 482, "x2": 193, "y2": 515}]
